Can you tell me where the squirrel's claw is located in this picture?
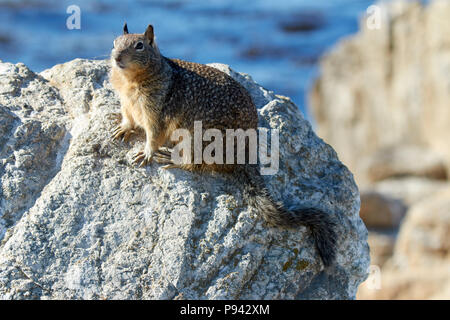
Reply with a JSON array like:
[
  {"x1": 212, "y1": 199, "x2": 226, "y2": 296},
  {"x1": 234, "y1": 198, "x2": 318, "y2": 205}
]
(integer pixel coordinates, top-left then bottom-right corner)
[
  {"x1": 153, "y1": 152, "x2": 172, "y2": 164},
  {"x1": 156, "y1": 147, "x2": 173, "y2": 158},
  {"x1": 112, "y1": 125, "x2": 135, "y2": 142},
  {"x1": 157, "y1": 147, "x2": 173, "y2": 156},
  {"x1": 161, "y1": 164, "x2": 178, "y2": 170},
  {"x1": 121, "y1": 130, "x2": 135, "y2": 142},
  {"x1": 153, "y1": 148, "x2": 178, "y2": 170},
  {"x1": 132, "y1": 150, "x2": 153, "y2": 167}
]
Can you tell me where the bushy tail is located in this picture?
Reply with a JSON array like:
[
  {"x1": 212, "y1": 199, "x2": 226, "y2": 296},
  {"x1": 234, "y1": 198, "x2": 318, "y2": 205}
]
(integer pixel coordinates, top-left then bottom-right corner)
[{"x1": 240, "y1": 165, "x2": 337, "y2": 266}]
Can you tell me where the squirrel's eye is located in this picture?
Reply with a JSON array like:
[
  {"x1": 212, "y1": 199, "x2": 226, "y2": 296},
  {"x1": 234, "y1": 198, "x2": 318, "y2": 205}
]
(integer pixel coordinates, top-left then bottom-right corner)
[{"x1": 135, "y1": 42, "x2": 144, "y2": 51}]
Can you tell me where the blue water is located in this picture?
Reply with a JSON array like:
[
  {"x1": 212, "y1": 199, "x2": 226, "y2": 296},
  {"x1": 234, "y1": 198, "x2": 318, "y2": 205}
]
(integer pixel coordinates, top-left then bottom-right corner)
[{"x1": 0, "y1": 0, "x2": 375, "y2": 117}]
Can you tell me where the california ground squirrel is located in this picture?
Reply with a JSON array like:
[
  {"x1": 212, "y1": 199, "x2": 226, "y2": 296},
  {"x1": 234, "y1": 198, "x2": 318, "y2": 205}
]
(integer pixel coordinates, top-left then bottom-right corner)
[{"x1": 110, "y1": 24, "x2": 337, "y2": 266}]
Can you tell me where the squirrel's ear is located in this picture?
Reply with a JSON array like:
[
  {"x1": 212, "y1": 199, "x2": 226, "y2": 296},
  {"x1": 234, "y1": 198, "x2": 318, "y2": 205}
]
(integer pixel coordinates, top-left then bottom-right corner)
[
  {"x1": 144, "y1": 25, "x2": 154, "y2": 44},
  {"x1": 123, "y1": 22, "x2": 129, "y2": 35}
]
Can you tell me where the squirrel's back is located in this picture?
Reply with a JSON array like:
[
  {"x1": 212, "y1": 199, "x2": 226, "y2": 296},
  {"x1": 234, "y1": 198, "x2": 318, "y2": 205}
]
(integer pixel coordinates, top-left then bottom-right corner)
[{"x1": 163, "y1": 58, "x2": 258, "y2": 131}]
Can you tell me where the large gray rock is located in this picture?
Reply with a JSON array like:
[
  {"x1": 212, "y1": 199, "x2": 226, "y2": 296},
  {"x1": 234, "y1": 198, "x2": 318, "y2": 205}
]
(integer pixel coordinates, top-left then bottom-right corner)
[{"x1": 0, "y1": 58, "x2": 368, "y2": 299}]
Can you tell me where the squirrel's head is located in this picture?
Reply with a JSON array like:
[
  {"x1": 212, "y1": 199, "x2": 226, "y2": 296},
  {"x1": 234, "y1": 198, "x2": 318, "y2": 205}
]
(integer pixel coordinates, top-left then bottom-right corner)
[{"x1": 111, "y1": 23, "x2": 160, "y2": 72}]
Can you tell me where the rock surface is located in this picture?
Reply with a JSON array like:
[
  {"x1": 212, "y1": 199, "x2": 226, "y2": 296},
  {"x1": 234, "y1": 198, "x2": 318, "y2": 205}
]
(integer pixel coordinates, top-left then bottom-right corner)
[
  {"x1": 358, "y1": 187, "x2": 450, "y2": 299},
  {"x1": 309, "y1": 0, "x2": 450, "y2": 187},
  {"x1": 365, "y1": 145, "x2": 447, "y2": 183},
  {"x1": 0, "y1": 59, "x2": 368, "y2": 299},
  {"x1": 368, "y1": 177, "x2": 450, "y2": 207},
  {"x1": 365, "y1": 231, "x2": 396, "y2": 268},
  {"x1": 394, "y1": 187, "x2": 450, "y2": 269}
]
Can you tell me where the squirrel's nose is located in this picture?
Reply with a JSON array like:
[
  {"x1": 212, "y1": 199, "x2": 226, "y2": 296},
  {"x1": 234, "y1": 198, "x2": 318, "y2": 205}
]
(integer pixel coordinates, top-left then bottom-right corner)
[{"x1": 114, "y1": 55, "x2": 125, "y2": 68}]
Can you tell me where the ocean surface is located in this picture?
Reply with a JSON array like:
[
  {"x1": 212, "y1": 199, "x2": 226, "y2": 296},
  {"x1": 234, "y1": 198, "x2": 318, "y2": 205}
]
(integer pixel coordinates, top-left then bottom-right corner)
[{"x1": 0, "y1": 0, "x2": 375, "y2": 117}]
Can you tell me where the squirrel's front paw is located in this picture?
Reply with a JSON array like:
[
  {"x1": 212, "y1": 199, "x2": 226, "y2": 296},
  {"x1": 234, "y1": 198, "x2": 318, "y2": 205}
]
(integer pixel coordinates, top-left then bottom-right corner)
[
  {"x1": 112, "y1": 125, "x2": 135, "y2": 142},
  {"x1": 132, "y1": 149, "x2": 153, "y2": 167}
]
